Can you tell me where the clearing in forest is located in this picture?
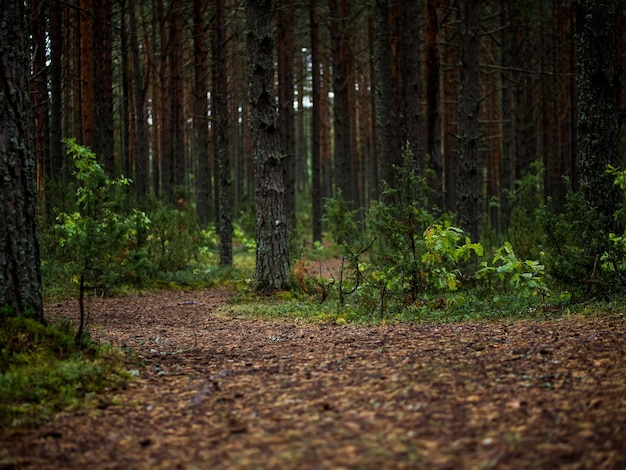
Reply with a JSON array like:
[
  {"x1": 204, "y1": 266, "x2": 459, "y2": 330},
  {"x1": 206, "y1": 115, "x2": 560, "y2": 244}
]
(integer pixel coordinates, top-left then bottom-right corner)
[{"x1": 1, "y1": 288, "x2": 625, "y2": 469}]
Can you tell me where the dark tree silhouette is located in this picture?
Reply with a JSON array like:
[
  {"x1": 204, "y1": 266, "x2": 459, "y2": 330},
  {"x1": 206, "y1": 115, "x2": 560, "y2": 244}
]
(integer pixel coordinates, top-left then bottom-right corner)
[{"x1": 0, "y1": 0, "x2": 43, "y2": 319}]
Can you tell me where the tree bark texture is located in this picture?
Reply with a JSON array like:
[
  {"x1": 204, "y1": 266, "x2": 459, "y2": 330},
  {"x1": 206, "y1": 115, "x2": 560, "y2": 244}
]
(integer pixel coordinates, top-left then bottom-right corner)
[
  {"x1": 329, "y1": 0, "x2": 354, "y2": 204},
  {"x1": 193, "y1": 0, "x2": 211, "y2": 227},
  {"x1": 425, "y1": 0, "x2": 442, "y2": 209},
  {"x1": 129, "y1": 0, "x2": 149, "y2": 202},
  {"x1": 399, "y1": 0, "x2": 421, "y2": 170},
  {"x1": 374, "y1": 0, "x2": 400, "y2": 200},
  {"x1": 310, "y1": 0, "x2": 323, "y2": 244},
  {"x1": 455, "y1": 0, "x2": 481, "y2": 242},
  {"x1": 277, "y1": 0, "x2": 296, "y2": 227},
  {"x1": 574, "y1": 0, "x2": 621, "y2": 226},
  {"x1": 0, "y1": 0, "x2": 44, "y2": 319},
  {"x1": 246, "y1": 0, "x2": 290, "y2": 292},
  {"x1": 79, "y1": 0, "x2": 95, "y2": 150},
  {"x1": 215, "y1": 0, "x2": 233, "y2": 265}
]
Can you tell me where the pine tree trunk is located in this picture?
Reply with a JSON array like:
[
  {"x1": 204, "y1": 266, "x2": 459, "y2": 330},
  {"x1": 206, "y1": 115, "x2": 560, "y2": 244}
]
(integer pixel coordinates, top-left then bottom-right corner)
[
  {"x1": 455, "y1": 0, "x2": 481, "y2": 242},
  {"x1": 574, "y1": 0, "x2": 621, "y2": 226},
  {"x1": 374, "y1": 0, "x2": 400, "y2": 200},
  {"x1": 277, "y1": 0, "x2": 296, "y2": 226},
  {"x1": 329, "y1": 0, "x2": 354, "y2": 204},
  {"x1": 246, "y1": 0, "x2": 290, "y2": 292},
  {"x1": 94, "y1": 0, "x2": 114, "y2": 175},
  {"x1": 193, "y1": 0, "x2": 210, "y2": 226},
  {"x1": 129, "y1": 0, "x2": 149, "y2": 201},
  {"x1": 214, "y1": 0, "x2": 233, "y2": 265},
  {"x1": 425, "y1": 0, "x2": 442, "y2": 209},
  {"x1": 310, "y1": 0, "x2": 323, "y2": 243},
  {"x1": 79, "y1": 0, "x2": 95, "y2": 150},
  {"x1": 0, "y1": 0, "x2": 43, "y2": 319}
]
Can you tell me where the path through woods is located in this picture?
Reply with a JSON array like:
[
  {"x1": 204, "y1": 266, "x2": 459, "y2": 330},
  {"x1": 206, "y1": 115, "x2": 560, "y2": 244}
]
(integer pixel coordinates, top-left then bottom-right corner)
[{"x1": 1, "y1": 288, "x2": 625, "y2": 469}]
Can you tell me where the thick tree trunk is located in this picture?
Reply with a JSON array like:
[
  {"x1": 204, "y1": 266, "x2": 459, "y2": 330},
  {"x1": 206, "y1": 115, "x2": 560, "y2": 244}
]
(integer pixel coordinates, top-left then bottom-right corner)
[
  {"x1": 574, "y1": 0, "x2": 621, "y2": 227},
  {"x1": 246, "y1": 0, "x2": 290, "y2": 292},
  {"x1": 455, "y1": 0, "x2": 481, "y2": 242},
  {"x1": 277, "y1": 0, "x2": 296, "y2": 226},
  {"x1": 0, "y1": 0, "x2": 43, "y2": 319}
]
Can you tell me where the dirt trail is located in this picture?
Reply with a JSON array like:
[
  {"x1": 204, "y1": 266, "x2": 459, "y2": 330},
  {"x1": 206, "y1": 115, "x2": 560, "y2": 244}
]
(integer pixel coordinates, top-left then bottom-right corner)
[{"x1": 1, "y1": 288, "x2": 626, "y2": 469}]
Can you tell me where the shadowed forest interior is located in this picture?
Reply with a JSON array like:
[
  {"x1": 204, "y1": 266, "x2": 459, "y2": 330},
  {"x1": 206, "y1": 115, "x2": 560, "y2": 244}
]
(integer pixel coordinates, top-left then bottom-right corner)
[{"x1": 31, "y1": 0, "x2": 625, "y2": 235}]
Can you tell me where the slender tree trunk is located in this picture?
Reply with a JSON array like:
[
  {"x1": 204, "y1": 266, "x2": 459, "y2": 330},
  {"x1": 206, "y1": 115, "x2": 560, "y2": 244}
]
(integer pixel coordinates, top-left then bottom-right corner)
[
  {"x1": 94, "y1": 0, "x2": 114, "y2": 175},
  {"x1": 129, "y1": 0, "x2": 149, "y2": 202},
  {"x1": 120, "y1": 0, "x2": 131, "y2": 181},
  {"x1": 0, "y1": 0, "x2": 43, "y2": 319},
  {"x1": 310, "y1": 0, "x2": 323, "y2": 243},
  {"x1": 328, "y1": 0, "x2": 354, "y2": 204},
  {"x1": 169, "y1": 2, "x2": 185, "y2": 194},
  {"x1": 193, "y1": 0, "x2": 210, "y2": 226},
  {"x1": 455, "y1": 0, "x2": 481, "y2": 241},
  {"x1": 373, "y1": 0, "x2": 399, "y2": 200},
  {"x1": 79, "y1": 0, "x2": 95, "y2": 150},
  {"x1": 158, "y1": 0, "x2": 170, "y2": 197},
  {"x1": 49, "y1": 0, "x2": 65, "y2": 190},
  {"x1": 399, "y1": 0, "x2": 421, "y2": 169},
  {"x1": 425, "y1": 0, "x2": 442, "y2": 209},
  {"x1": 246, "y1": 0, "x2": 290, "y2": 291},
  {"x1": 499, "y1": 0, "x2": 513, "y2": 233},
  {"x1": 215, "y1": 0, "x2": 233, "y2": 265},
  {"x1": 29, "y1": 0, "x2": 49, "y2": 204}
]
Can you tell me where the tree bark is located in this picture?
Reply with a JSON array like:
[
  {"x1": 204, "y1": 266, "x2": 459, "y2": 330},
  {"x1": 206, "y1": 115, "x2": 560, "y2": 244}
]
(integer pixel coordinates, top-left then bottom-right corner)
[
  {"x1": 193, "y1": 0, "x2": 210, "y2": 226},
  {"x1": 129, "y1": 0, "x2": 149, "y2": 202},
  {"x1": 246, "y1": 0, "x2": 290, "y2": 292},
  {"x1": 94, "y1": 0, "x2": 114, "y2": 175},
  {"x1": 79, "y1": 0, "x2": 95, "y2": 150},
  {"x1": 310, "y1": 0, "x2": 323, "y2": 243},
  {"x1": 214, "y1": 0, "x2": 233, "y2": 265},
  {"x1": 399, "y1": 0, "x2": 421, "y2": 170},
  {"x1": 277, "y1": 0, "x2": 296, "y2": 227},
  {"x1": 0, "y1": 0, "x2": 44, "y2": 319},
  {"x1": 574, "y1": 0, "x2": 621, "y2": 226},
  {"x1": 373, "y1": 0, "x2": 400, "y2": 200},
  {"x1": 455, "y1": 0, "x2": 481, "y2": 242},
  {"x1": 425, "y1": 0, "x2": 442, "y2": 209},
  {"x1": 328, "y1": 0, "x2": 354, "y2": 204},
  {"x1": 169, "y1": 2, "x2": 186, "y2": 194}
]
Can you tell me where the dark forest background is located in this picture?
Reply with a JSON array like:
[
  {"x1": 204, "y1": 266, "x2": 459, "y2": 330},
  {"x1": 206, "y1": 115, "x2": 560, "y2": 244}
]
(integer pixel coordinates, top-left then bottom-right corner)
[{"x1": 30, "y1": 0, "x2": 625, "y2": 238}]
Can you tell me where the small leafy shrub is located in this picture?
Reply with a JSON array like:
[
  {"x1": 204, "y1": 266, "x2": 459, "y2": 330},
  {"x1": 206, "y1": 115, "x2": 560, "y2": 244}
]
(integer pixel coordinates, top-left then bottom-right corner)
[
  {"x1": 539, "y1": 172, "x2": 626, "y2": 300},
  {"x1": 477, "y1": 241, "x2": 548, "y2": 298},
  {"x1": 144, "y1": 197, "x2": 206, "y2": 272},
  {"x1": 322, "y1": 146, "x2": 486, "y2": 317}
]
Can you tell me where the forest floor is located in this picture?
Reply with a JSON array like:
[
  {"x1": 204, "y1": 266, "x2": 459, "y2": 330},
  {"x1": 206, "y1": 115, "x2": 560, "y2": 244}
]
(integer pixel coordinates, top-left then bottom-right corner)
[{"x1": 1, "y1": 287, "x2": 626, "y2": 469}]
